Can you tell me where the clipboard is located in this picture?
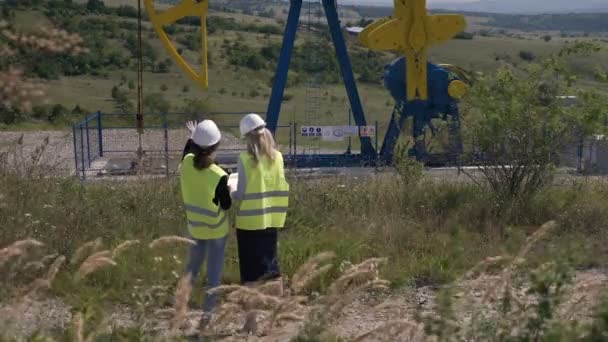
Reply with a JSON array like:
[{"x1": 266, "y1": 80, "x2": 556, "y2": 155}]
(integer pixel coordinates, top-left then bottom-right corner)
[{"x1": 228, "y1": 173, "x2": 238, "y2": 190}]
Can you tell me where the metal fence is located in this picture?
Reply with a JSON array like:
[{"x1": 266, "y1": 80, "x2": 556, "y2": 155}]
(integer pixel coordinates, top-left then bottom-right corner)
[
  {"x1": 72, "y1": 112, "x2": 296, "y2": 178},
  {"x1": 73, "y1": 112, "x2": 102, "y2": 178}
]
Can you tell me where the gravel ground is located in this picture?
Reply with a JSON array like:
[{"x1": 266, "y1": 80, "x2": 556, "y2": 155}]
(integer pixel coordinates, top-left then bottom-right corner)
[{"x1": 0, "y1": 131, "x2": 75, "y2": 173}]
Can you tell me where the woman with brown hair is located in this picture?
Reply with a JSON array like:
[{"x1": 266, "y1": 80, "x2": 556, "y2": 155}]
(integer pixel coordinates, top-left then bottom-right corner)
[{"x1": 180, "y1": 120, "x2": 233, "y2": 328}]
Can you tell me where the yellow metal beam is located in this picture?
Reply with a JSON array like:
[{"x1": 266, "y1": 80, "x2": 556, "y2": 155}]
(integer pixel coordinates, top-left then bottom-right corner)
[
  {"x1": 145, "y1": 0, "x2": 210, "y2": 88},
  {"x1": 360, "y1": 0, "x2": 466, "y2": 101}
]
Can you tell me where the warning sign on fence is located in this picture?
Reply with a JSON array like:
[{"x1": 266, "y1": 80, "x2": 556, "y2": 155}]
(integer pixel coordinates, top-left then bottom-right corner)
[
  {"x1": 359, "y1": 126, "x2": 376, "y2": 138},
  {"x1": 300, "y1": 126, "x2": 323, "y2": 137}
]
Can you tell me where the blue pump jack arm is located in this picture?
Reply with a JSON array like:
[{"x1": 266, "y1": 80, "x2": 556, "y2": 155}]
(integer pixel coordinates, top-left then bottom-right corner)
[
  {"x1": 266, "y1": 0, "x2": 303, "y2": 134},
  {"x1": 322, "y1": 0, "x2": 376, "y2": 157}
]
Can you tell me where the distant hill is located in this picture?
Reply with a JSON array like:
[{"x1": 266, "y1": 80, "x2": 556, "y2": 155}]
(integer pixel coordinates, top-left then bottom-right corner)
[
  {"x1": 430, "y1": 0, "x2": 608, "y2": 14},
  {"x1": 349, "y1": 5, "x2": 608, "y2": 33}
]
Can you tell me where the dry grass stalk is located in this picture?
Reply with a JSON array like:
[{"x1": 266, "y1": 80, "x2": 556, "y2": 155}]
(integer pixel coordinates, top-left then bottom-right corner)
[
  {"x1": 483, "y1": 221, "x2": 557, "y2": 303},
  {"x1": 327, "y1": 257, "x2": 387, "y2": 296},
  {"x1": 210, "y1": 284, "x2": 283, "y2": 309},
  {"x1": 275, "y1": 312, "x2": 306, "y2": 324},
  {"x1": 40, "y1": 253, "x2": 59, "y2": 265},
  {"x1": 171, "y1": 273, "x2": 192, "y2": 331},
  {"x1": 18, "y1": 256, "x2": 66, "y2": 298},
  {"x1": 293, "y1": 264, "x2": 334, "y2": 295},
  {"x1": 207, "y1": 284, "x2": 243, "y2": 296},
  {"x1": 46, "y1": 255, "x2": 66, "y2": 284},
  {"x1": 20, "y1": 278, "x2": 50, "y2": 298},
  {"x1": 11, "y1": 239, "x2": 44, "y2": 250},
  {"x1": 0, "y1": 247, "x2": 24, "y2": 268},
  {"x1": 0, "y1": 239, "x2": 45, "y2": 268},
  {"x1": 22, "y1": 261, "x2": 45, "y2": 273},
  {"x1": 264, "y1": 296, "x2": 309, "y2": 334},
  {"x1": 112, "y1": 240, "x2": 140, "y2": 258},
  {"x1": 257, "y1": 279, "x2": 284, "y2": 296},
  {"x1": 291, "y1": 252, "x2": 336, "y2": 290},
  {"x1": 226, "y1": 286, "x2": 282, "y2": 308},
  {"x1": 75, "y1": 252, "x2": 116, "y2": 281},
  {"x1": 73, "y1": 312, "x2": 84, "y2": 342},
  {"x1": 71, "y1": 238, "x2": 103, "y2": 265},
  {"x1": 328, "y1": 269, "x2": 380, "y2": 296},
  {"x1": 353, "y1": 320, "x2": 426, "y2": 342},
  {"x1": 461, "y1": 256, "x2": 509, "y2": 281},
  {"x1": 149, "y1": 236, "x2": 196, "y2": 249}
]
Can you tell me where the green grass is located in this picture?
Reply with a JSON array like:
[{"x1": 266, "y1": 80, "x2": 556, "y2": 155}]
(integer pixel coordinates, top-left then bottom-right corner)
[
  {"x1": 2, "y1": 150, "x2": 608, "y2": 303},
  {"x1": 12, "y1": 10, "x2": 53, "y2": 32}
]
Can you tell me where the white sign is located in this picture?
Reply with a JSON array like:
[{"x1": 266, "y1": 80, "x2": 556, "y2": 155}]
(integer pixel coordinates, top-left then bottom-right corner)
[
  {"x1": 323, "y1": 126, "x2": 360, "y2": 141},
  {"x1": 301, "y1": 126, "x2": 360, "y2": 140}
]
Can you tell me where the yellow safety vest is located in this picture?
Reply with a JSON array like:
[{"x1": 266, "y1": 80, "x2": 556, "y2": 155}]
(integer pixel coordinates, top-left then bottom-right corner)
[
  {"x1": 235, "y1": 151, "x2": 289, "y2": 230},
  {"x1": 180, "y1": 154, "x2": 229, "y2": 239}
]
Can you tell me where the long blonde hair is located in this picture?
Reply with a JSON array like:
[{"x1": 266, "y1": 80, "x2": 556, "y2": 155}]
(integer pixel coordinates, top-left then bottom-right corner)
[{"x1": 246, "y1": 127, "x2": 277, "y2": 164}]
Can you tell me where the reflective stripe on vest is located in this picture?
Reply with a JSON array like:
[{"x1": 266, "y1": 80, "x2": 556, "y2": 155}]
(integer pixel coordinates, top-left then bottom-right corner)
[
  {"x1": 235, "y1": 151, "x2": 289, "y2": 230},
  {"x1": 184, "y1": 204, "x2": 228, "y2": 229},
  {"x1": 180, "y1": 155, "x2": 229, "y2": 239}
]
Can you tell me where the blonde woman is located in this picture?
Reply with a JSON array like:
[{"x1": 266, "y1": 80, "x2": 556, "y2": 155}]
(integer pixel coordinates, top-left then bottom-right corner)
[{"x1": 232, "y1": 113, "x2": 289, "y2": 289}]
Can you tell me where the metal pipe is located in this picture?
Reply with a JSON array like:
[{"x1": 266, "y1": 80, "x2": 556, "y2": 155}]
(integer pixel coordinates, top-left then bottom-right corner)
[
  {"x1": 322, "y1": 0, "x2": 375, "y2": 157},
  {"x1": 266, "y1": 0, "x2": 303, "y2": 134}
]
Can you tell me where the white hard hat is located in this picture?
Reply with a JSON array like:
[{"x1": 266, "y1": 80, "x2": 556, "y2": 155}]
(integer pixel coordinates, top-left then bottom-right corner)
[
  {"x1": 240, "y1": 113, "x2": 266, "y2": 137},
  {"x1": 192, "y1": 120, "x2": 221, "y2": 147}
]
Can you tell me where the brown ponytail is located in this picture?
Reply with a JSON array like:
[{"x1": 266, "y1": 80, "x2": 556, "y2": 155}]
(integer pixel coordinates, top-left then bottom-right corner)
[{"x1": 192, "y1": 143, "x2": 219, "y2": 170}]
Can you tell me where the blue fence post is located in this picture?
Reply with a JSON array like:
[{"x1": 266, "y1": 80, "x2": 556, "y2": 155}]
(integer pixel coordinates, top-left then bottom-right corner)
[
  {"x1": 375, "y1": 121, "x2": 379, "y2": 167},
  {"x1": 294, "y1": 122, "x2": 298, "y2": 157},
  {"x1": 97, "y1": 111, "x2": 103, "y2": 158},
  {"x1": 85, "y1": 116, "x2": 91, "y2": 168},
  {"x1": 80, "y1": 123, "x2": 85, "y2": 179},
  {"x1": 288, "y1": 122, "x2": 293, "y2": 156},
  {"x1": 164, "y1": 112, "x2": 169, "y2": 176},
  {"x1": 72, "y1": 124, "x2": 78, "y2": 176}
]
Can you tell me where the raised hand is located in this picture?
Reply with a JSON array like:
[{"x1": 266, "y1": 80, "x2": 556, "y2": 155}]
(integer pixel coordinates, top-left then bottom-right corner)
[{"x1": 186, "y1": 120, "x2": 197, "y2": 135}]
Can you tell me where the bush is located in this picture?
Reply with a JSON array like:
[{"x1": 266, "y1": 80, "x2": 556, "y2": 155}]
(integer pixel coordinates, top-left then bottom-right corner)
[
  {"x1": 144, "y1": 93, "x2": 171, "y2": 114},
  {"x1": 543, "y1": 35, "x2": 552, "y2": 42},
  {"x1": 156, "y1": 61, "x2": 170, "y2": 73},
  {"x1": 160, "y1": 84, "x2": 168, "y2": 92},
  {"x1": 182, "y1": 85, "x2": 190, "y2": 93},
  {"x1": 455, "y1": 31, "x2": 474, "y2": 40},
  {"x1": 519, "y1": 50, "x2": 536, "y2": 61},
  {"x1": 181, "y1": 98, "x2": 212, "y2": 116},
  {"x1": 394, "y1": 144, "x2": 425, "y2": 187},
  {"x1": 249, "y1": 89, "x2": 260, "y2": 98},
  {"x1": 463, "y1": 43, "x2": 608, "y2": 203}
]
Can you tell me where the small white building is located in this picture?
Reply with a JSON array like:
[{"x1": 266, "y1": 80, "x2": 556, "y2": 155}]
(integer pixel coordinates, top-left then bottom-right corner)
[{"x1": 346, "y1": 26, "x2": 364, "y2": 36}]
